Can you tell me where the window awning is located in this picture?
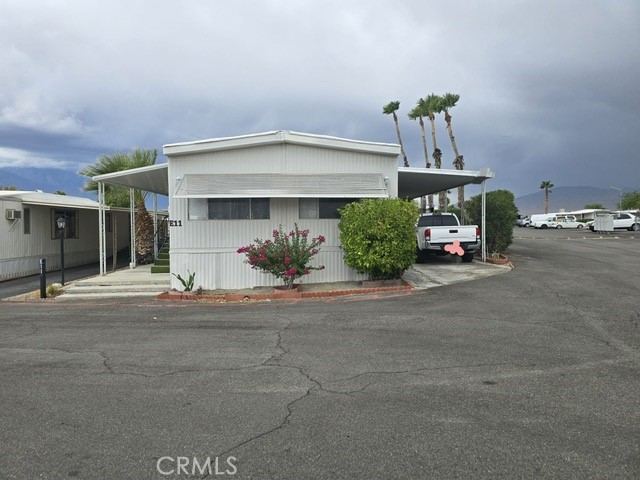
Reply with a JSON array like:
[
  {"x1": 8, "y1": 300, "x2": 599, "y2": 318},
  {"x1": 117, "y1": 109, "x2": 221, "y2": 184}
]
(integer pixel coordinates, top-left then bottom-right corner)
[{"x1": 173, "y1": 173, "x2": 389, "y2": 198}]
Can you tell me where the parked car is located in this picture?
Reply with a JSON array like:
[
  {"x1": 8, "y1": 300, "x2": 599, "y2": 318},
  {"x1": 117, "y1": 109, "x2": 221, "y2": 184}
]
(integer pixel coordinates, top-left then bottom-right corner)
[
  {"x1": 532, "y1": 215, "x2": 580, "y2": 229},
  {"x1": 587, "y1": 211, "x2": 640, "y2": 231},
  {"x1": 416, "y1": 212, "x2": 480, "y2": 262},
  {"x1": 516, "y1": 215, "x2": 531, "y2": 227}
]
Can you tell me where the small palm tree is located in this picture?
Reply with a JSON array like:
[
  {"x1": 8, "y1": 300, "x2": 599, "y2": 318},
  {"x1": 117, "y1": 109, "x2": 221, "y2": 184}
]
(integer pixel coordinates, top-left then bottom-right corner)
[
  {"x1": 441, "y1": 93, "x2": 465, "y2": 210},
  {"x1": 79, "y1": 148, "x2": 158, "y2": 265},
  {"x1": 540, "y1": 181, "x2": 554, "y2": 214},
  {"x1": 383, "y1": 101, "x2": 409, "y2": 167},
  {"x1": 408, "y1": 104, "x2": 432, "y2": 210}
]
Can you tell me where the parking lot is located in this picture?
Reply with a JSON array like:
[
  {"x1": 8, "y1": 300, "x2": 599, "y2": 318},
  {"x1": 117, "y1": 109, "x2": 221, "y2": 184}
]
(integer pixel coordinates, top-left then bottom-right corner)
[{"x1": 1, "y1": 229, "x2": 639, "y2": 479}]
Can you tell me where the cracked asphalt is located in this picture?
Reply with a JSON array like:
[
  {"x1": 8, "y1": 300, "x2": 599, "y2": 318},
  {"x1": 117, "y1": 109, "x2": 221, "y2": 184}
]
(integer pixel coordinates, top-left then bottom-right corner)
[{"x1": 1, "y1": 228, "x2": 639, "y2": 479}]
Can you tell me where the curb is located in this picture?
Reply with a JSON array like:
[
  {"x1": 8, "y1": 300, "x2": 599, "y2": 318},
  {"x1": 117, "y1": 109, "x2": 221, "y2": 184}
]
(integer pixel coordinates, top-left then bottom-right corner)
[{"x1": 157, "y1": 283, "x2": 413, "y2": 303}]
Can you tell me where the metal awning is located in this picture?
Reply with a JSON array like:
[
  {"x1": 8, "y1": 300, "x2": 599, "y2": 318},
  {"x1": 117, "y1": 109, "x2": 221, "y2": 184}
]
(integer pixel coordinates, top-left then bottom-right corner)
[
  {"x1": 398, "y1": 167, "x2": 494, "y2": 198},
  {"x1": 173, "y1": 173, "x2": 389, "y2": 198},
  {"x1": 92, "y1": 163, "x2": 169, "y2": 195}
]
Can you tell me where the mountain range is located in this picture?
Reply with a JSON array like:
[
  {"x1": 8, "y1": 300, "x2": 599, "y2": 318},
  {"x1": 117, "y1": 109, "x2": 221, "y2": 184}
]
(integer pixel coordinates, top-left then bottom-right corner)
[{"x1": 515, "y1": 186, "x2": 627, "y2": 215}]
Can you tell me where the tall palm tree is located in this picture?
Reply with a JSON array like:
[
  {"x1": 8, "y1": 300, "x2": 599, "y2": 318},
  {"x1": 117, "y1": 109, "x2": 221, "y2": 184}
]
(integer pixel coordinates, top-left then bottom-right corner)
[
  {"x1": 425, "y1": 94, "x2": 446, "y2": 210},
  {"x1": 408, "y1": 104, "x2": 432, "y2": 210},
  {"x1": 540, "y1": 181, "x2": 554, "y2": 214},
  {"x1": 79, "y1": 148, "x2": 158, "y2": 265},
  {"x1": 441, "y1": 93, "x2": 465, "y2": 211},
  {"x1": 383, "y1": 101, "x2": 409, "y2": 167}
]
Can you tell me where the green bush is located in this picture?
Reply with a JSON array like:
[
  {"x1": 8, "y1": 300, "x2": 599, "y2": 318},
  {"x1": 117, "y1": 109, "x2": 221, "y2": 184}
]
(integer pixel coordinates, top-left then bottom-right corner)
[
  {"x1": 338, "y1": 198, "x2": 419, "y2": 280},
  {"x1": 465, "y1": 189, "x2": 517, "y2": 254}
]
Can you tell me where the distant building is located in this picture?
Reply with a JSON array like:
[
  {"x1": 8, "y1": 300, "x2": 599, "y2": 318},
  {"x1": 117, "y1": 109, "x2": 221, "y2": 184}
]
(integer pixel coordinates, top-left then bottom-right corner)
[{"x1": 0, "y1": 191, "x2": 130, "y2": 281}]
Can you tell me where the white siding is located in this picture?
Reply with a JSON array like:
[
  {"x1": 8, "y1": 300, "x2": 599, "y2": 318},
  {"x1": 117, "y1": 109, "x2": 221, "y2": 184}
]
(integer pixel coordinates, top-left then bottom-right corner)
[
  {"x1": 168, "y1": 143, "x2": 396, "y2": 289},
  {"x1": 0, "y1": 201, "x2": 130, "y2": 281}
]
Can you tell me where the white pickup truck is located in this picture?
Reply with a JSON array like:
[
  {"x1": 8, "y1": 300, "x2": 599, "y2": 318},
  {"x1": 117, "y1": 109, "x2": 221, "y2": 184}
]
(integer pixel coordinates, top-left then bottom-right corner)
[{"x1": 416, "y1": 212, "x2": 480, "y2": 263}]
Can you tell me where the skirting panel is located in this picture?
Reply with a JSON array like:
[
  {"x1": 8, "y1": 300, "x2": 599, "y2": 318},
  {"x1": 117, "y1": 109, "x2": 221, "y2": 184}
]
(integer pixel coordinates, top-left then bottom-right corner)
[{"x1": 170, "y1": 249, "x2": 366, "y2": 290}]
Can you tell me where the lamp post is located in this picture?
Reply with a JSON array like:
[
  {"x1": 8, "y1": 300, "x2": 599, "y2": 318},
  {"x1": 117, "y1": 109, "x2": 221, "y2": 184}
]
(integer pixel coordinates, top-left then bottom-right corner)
[
  {"x1": 609, "y1": 186, "x2": 622, "y2": 210},
  {"x1": 57, "y1": 216, "x2": 66, "y2": 286}
]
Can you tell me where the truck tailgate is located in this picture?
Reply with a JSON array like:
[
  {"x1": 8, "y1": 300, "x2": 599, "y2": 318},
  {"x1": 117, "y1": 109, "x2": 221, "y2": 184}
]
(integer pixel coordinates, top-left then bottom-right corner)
[{"x1": 429, "y1": 226, "x2": 477, "y2": 244}]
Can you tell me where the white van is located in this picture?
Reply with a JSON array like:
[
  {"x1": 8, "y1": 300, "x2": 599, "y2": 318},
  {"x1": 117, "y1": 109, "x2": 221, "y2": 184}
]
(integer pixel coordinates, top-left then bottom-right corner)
[{"x1": 531, "y1": 214, "x2": 577, "y2": 229}]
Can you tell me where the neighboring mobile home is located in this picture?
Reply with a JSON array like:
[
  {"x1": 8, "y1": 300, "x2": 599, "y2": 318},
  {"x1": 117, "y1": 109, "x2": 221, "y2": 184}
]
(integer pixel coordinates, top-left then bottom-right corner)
[
  {"x1": 93, "y1": 131, "x2": 494, "y2": 290},
  {"x1": 0, "y1": 191, "x2": 130, "y2": 281}
]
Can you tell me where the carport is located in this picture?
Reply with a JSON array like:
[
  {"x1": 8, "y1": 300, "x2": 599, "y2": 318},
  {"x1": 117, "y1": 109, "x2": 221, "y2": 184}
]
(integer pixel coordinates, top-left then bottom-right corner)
[
  {"x1": 92, "y1": 163, "x2": 169, "y2": 275},
  {"x1": 398, "y1": 166, "x2": 495, "y2": 261}
]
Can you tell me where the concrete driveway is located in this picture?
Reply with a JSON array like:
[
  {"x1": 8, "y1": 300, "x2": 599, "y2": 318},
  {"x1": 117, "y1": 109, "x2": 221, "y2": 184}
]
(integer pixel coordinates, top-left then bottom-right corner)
[{"x1": 0, "y1": 230, "x2": 638, "y2": 479}]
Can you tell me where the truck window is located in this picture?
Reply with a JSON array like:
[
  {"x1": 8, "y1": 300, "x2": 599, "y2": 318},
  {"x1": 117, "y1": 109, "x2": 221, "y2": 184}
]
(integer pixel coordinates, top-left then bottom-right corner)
[{"x1": 418, "y1": 215, "x2": 459, "y2": 227}]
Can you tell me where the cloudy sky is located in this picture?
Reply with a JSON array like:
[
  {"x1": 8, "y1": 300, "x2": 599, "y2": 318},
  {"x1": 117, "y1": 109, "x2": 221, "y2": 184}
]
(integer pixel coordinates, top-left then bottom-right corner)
[{"x1": 0, "y1": 0, "x2": 638, "y2": 198}]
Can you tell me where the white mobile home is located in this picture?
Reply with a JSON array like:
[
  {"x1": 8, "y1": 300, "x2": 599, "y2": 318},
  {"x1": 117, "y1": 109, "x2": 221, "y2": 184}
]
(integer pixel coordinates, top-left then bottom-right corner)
[
  {"x1": 0, "y1": 191, "x2": 130, "y2": 281},
  {"x1": 93, "y1": 131, "x2": 494, "y2": 290}
]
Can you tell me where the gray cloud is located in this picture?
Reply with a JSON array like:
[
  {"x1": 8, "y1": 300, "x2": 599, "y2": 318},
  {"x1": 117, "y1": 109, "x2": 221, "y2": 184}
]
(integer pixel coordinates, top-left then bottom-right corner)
[{"x1": 0, "y1": 0, "x2": 638, "y2": 197}]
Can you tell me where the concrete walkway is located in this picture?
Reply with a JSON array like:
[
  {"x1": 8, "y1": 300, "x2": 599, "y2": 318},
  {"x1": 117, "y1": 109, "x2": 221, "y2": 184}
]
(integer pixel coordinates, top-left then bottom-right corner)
[
  {"x1": 404, "y1": 259, "x2": 511, "y2": 289},
  {"x1": 58, "y1": 265, "x2": 170, "y2": 300}
]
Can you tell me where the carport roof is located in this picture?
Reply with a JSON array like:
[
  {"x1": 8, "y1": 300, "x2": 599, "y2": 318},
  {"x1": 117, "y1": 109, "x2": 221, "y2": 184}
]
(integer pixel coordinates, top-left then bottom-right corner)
[
  {"x1": 398, "y1": 167, "x2": 494, "y2": 199},
  {"x1": 92, "y1": 163, "x2": 169, "y2": 196}
]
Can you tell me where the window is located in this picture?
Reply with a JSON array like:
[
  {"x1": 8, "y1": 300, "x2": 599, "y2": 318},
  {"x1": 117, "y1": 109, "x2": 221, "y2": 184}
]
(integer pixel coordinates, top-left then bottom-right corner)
[
  {"x1": 299, "y1": 198, "x2": 359, "y2": 219},
  {"x1": 417, "y1": 214, "x2": 459, "y2": 227},
  {"x1": 51, "y1": 209, "x2": 79, "y2": 239},
  {"x1": 23, "y1": 208, "x2": 30, "y2": 234},
  {"x1": 188, "y1": 198, "x2": 270, "y2": 220}
]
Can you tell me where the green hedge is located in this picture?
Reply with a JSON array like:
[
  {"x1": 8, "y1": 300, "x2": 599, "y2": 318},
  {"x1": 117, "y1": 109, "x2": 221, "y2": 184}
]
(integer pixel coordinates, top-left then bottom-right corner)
[
  {"x1": 465, "y1": 189, "x2": 517, "y2": 254},
  {"x1": 338, "y1": 198, "x2": 419, "y2": 280}
]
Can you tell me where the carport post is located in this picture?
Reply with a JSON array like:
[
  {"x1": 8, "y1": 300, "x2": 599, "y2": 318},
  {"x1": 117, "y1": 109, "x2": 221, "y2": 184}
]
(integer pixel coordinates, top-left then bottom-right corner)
[
  {"x1": 481, "y1": 179, "x2": 487, "y2": 262},
  {"x1": 153, "y1": 193, "x2": 158, "y2": 261},
  {"x1": 129, "y1": 188, "x2": 136, "y2": 269},
  {"x1": 98, "y1": 181, "x2": 106, "y2": 276}
]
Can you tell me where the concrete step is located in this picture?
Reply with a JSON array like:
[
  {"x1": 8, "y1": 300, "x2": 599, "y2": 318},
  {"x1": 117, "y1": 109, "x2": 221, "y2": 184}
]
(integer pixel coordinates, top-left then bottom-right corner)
[
  {"x1": 75, "y1": 277, "x2": 170, "y2": 286},
  {"x1": 57, "y1": 291, "x2": 164, "y2": 300},
  {"x1": 154, "y1": 259, "x2": 170, "y2": 266},
  {"x1": 66, "y1": 284, "x2": 169, "y2": 293}
]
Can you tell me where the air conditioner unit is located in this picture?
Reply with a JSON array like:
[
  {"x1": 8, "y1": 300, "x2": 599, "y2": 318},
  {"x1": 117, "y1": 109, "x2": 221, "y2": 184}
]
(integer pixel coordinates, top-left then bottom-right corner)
[{"x1": 5, "y1": 209, "x2": 22, "y2": 220}]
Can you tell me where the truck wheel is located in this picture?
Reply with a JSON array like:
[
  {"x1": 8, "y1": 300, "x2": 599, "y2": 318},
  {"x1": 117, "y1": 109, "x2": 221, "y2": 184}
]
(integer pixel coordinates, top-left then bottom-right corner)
[
  {"x1": 631, "y1": 223, "x2": 640, "y2": 231},
  {"x1": 461, "y1": 252, "x2": 474, "y2": 263},
  {"x1": 541, "y1": 224, "x2": 548, "y2": 229},
  {"x1": 577, "y1": 224, "x2": 584, "y2": 229},
  {"x1": 416, "y1": 247, "x2": 425, "y2": 264}
]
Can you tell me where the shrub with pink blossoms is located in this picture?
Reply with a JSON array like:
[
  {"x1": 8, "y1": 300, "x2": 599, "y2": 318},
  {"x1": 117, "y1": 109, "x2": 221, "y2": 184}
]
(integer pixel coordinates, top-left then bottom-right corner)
[{"x1": 237, "y1": 224, "x2": 326, "y2": 289}]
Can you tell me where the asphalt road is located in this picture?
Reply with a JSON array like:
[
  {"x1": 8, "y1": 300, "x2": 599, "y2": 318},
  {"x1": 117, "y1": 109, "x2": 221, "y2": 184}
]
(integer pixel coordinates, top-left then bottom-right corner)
[{"x1": 1, "y1": 229, "x2": 639, "y2": 479}]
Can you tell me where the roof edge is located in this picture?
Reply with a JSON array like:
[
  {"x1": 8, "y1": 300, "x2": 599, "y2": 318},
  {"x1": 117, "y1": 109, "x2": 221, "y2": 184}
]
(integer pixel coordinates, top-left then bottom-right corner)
[{"x1": 163, "y1": 130, "x2": 401, "y2": 157}]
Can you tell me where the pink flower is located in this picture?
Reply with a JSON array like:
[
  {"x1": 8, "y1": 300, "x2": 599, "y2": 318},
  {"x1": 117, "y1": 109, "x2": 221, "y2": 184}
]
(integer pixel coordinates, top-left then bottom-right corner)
[
  {"x1": 303, "y1": 269, "x2": 310, "y2": 275},
  {"x1": 317, "y1": 235, "x2": 325, "y2": 243},
  {"x1": 311, "y1": 248, "x2": 318, "y2": 255},
  {"x1": 284, "y1": 268, "x2": 297, "y2": 277},
  {"x1": 273, "y1": 230, "x2": 279, "y2": 237},
  {"x1": 284, "y1": 257, "x2": 291, "y2": 264}
]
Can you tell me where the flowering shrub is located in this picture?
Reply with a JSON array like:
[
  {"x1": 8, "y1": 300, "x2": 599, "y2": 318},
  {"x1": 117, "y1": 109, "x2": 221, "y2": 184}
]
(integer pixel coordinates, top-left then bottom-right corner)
[{"x1": 237, "y1": 224, "x2": 326, "y2": 289}]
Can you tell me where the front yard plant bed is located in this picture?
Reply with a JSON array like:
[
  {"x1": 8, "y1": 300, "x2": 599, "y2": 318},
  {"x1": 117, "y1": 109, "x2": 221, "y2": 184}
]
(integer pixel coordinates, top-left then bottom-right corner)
[{"x1": 158, "y1": 280, "x2": 412, "y2": 302}]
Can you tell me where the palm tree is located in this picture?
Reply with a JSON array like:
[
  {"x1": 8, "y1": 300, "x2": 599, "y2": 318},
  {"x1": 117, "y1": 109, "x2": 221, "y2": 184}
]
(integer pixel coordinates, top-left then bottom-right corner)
[
  {"x1": 425, "y1": 94, "x2": 446, "y2": 210},
  {"x1": 79, "y1": 148, "x2": 158, "y2": 266},
  {"x1": 540, "y1": 181, "x2": 554, "y2": 214},
  {"x1": 383, "y1": 101, "x2": 409, "y2": 167},
  {"x1": 408, "y1": 104, "x2": 432, "y2": 210},
  {"x1": 441, "y1": 93, "x2": 465, "y2": 211}
]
